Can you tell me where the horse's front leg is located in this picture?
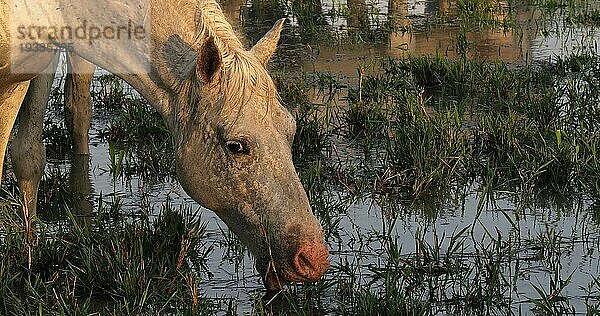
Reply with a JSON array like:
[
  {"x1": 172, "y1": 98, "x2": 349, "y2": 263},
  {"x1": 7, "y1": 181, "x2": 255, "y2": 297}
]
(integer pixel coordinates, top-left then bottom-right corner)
[
  {"x1": 0, "y1": 82, "x2": 30, "y2": 189},
  {"x1": 64, "y1": 53, "x2": 95, "y2": 224},
  {"x1": 10, "y1": 56, "x2": 59, "y2": 215},
  {"x1": 64, "y1": 53, "x2": 95, "y2": 155}
]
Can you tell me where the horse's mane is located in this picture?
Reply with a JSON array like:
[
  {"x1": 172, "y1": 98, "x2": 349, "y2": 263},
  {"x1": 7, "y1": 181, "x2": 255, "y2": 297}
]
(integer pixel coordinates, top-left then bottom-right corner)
[{"x1": 194, "y1": 0, "x2": 277, "y2": 122}]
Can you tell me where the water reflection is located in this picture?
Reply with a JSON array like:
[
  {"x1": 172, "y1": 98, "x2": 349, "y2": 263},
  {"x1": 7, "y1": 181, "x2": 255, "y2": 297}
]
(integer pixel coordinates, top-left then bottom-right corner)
[
  {"x1": 235, "y1": 0, "x2": 599, "y2": 75},
  {"x1": 387, "y1": 1, "x2": 527, "y2": 61},
  {"x1": 36, "y1": 154, "x2": 94, "y2": 225},
  {"x1": 68, "y1": 154, "x2": 93, "y2": 224}
]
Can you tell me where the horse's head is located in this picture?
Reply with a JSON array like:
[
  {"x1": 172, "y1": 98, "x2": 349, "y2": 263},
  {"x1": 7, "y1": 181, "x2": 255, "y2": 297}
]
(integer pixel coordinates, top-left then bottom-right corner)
[{"x1": 165, "y1": 18, "x2": 329, "y2": 290}]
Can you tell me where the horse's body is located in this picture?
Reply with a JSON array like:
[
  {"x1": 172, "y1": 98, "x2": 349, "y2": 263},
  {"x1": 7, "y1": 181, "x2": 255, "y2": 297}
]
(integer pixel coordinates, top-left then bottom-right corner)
[{"x1": 0, "y1": 0, "x2": 328, "y2": 290}]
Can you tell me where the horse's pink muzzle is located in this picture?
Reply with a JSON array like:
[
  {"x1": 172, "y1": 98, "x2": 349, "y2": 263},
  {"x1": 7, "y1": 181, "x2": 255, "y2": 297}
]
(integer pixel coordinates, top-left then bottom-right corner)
[
  {"x1": 292, "y1": 239, "x2": 330, "y2": 282},
  {"x1": 263, "y1": 238, "x2": 330, "y2": 291}
]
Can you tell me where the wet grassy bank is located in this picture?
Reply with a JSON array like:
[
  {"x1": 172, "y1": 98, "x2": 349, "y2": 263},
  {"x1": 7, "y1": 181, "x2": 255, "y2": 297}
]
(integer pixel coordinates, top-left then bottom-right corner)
[
  {"x1": 277, "y1": 52, "x2": 600, "y2": 315},
  {"x1": 2, "y1": 0, "x2": 600, "y2": 313},
  {"x1": 2, "y1": 51, "x2": 599, "y2": 314}
]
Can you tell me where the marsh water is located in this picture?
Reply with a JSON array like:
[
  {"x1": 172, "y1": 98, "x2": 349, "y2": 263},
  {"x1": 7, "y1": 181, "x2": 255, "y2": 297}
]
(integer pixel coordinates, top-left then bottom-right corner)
[{"x1": 6, "y1": 0, "x2": 600, "y2": 314}]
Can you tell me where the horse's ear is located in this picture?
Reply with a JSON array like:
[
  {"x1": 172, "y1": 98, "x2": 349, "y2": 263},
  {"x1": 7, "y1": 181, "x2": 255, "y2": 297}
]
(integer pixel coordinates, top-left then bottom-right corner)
[
  {"x1": 163, "y1": 35, "x2": 221, "y2": 84},
  {"x1": 197, "y1": 36, "x2": 222, "y2": 83},
  {"x1": 250, "y1": 18, "x2": 285, "y2": 65}
]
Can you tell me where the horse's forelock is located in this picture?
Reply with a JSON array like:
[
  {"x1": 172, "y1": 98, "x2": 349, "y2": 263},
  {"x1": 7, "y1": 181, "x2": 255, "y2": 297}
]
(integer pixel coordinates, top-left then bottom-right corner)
[
  {"x1": 187, "y1": 0, "x2": 279, "y2": 127},
  {"x1": 216, "y1": 54, "x2": 278, "y2": 127}
]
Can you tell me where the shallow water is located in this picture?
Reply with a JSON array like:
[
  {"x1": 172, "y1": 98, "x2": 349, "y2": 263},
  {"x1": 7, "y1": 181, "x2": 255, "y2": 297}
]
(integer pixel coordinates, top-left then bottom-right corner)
[{"x1": 8, "y1": 0, "x2": 600, "y2": 314}]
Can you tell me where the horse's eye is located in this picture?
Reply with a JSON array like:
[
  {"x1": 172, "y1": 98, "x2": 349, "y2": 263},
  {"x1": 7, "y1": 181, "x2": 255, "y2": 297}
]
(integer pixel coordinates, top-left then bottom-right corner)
[{"x1": 225, "y1": 140, "x2": 250, "y2": 155}]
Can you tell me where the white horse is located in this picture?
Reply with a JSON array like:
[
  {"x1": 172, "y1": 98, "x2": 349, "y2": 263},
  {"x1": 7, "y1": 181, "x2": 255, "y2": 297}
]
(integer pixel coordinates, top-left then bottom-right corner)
[{"x1": 0, "y1": 0, "x2": 328, "y2": 290}]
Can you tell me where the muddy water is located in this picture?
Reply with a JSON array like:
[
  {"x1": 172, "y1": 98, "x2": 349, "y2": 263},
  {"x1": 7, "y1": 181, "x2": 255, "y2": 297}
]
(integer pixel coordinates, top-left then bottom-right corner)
[{"x1": 35, "y1": 0, "x2": 600, "y2": 314}]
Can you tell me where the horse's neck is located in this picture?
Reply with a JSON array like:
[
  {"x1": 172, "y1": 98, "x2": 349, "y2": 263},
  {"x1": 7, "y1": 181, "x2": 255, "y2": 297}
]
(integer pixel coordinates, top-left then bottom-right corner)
[
  {"x1": 63, "y1": 0, "x2": 208, "y2": 117},
  {"x1": 8, "y1": 0, "x2": 235, "y2": 116},
  {"x1": 55, "y1": 1, "x2": 168, "y2": 73},
  {"x1": 10, "y1": 0, "x2": 236, "y2": 73}
]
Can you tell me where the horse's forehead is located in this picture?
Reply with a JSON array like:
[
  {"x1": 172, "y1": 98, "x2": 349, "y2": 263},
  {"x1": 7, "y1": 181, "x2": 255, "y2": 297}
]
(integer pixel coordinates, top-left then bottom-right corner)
[
  {"x1": 219, "y1": 88, "x2": 290, "y2": 129},
  {"x1": 213, "y1": 53, "x2": 292, "y2": 125},
  {"x1": 221, "y1": 60, "x2": 277, "y2": 104}
]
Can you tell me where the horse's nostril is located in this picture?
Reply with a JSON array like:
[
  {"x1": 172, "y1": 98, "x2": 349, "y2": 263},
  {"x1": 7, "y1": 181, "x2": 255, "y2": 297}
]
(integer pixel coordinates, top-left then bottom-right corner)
[{"x1": 293, "y1": 240, "x2": 330, "y2": 282}]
